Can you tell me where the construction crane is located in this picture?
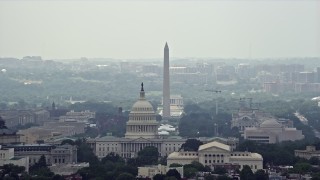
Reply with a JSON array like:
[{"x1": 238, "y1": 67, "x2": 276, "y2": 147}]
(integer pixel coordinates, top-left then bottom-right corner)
[{"x1": 205, "y1": 89, "x2": 222, "y2": 115}]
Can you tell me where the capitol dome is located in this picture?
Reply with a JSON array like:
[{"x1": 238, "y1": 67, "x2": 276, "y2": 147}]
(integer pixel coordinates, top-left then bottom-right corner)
[
  {"x1": 260, "y1": 119, "x2": 282, "y2": 128},
  {"x1": 131, "y1": 100, "x2": 154, "y2": 113},
  {"x1": 125, "y1": 83, "x2": 159, "y2": 139},
  {"x1": 130, "y1": 83, "x2": 155, "y2": 113}
]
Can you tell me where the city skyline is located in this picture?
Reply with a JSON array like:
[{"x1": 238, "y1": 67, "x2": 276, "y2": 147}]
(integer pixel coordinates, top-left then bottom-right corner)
[{"x1": 0, "y1": 1, "x2": 319, "y2": 60}]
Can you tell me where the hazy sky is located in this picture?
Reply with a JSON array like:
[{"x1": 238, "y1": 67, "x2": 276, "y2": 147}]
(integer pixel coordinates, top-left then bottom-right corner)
[{"x1": 0, "y1": 0, "x2": 319, "y2": 59}]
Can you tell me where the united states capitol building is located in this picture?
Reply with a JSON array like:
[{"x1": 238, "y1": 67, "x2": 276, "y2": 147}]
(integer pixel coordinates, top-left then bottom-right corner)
[{"x1": 87, "y1": 84, "x2": 238, "y2": 159}]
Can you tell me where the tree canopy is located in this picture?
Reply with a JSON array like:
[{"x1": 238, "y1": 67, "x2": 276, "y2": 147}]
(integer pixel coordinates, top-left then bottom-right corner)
[{"x1": 180, "y1": 139, "x2": 203, "y2": 151}]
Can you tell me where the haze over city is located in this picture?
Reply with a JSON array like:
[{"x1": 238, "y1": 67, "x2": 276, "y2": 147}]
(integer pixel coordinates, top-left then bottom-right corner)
[
  {"x1": 2, "y1": 1, "x2": 320, "y2": 179},
  {"x1": 0, "y1": 0, "x2": 319, "y2": 59}
]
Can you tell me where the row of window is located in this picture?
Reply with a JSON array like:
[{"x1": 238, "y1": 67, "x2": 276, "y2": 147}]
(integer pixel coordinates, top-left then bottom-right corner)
[
  {"x1": 205, "y1": 159, "x2": 224, "y2": 164},
  {"x1": 129, "y1": 116, "x2": 154, "y2": 121},
  {"x1": 165, "y1": 147, "x2": 181, "y2": 152},
  {"x1": 132, "y1": 107, "x2": 153, "y2": 111},
  {"x1": 99, "y1": 147, "x2": 118, "y2": 152},
  {"x1": 243, "y1": 164, "x2": 258, "y2": 169},
  {"x1": 231, "y1": 153, "x2": 249, "y2": 156},
  {"x1": 247, "y1": 136, "x2": 269, "y2": 139},
  {"x1": 98, "y1": 143, "x2": 118, "y2": 146},
  {"x1": 52, "y1": 150, "x2": 67, "y2": 153},
  {"x1": 0, "y1": 153, "x2": 6, "y2": 158},
  {"x1": 204, "y1": 154, "x2": 224, "y2": 157},
  {"x1": 182, "y1": 153, "x2": 198, "y2": 156}
]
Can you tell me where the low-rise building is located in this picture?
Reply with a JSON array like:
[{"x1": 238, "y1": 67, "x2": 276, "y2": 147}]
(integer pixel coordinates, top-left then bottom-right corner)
[
  {"x1": 0, "y1": 145, "x2": 29, "y2": 172},
  {"x1": 6, "y1": 144, "x2": 77, "y2": 166},
  {"x1": 138, "y1": 164, "x2": 184, "y2": 178},
  {"x1": 0, "y1": 109, "x2": 50, "y2": 128},
  {"x1": 167, "y1": 141, "x2": 263, "y2": 172},
  {"x1": 294, "y1": 146, "x2": 320, "y2": 160},
  {"x1": 18, "y1": 121, "x2": 86, "y2": 143},
  {"x1": 231, "y1": 107, "x2": 274, "y2": 132},
  {"x1": 244, "y1": 119, "x2": 304, "y2": 143},
  {"x1": 87, "y1": 84, "x2": 238, "y2": 160},
  {"x1": 59, "y1": 110, "x2": 95, "y2": 123},
  {"x1": 49, "y1": 162, "x2": 89, "y2": 175},
  {"x1": 0, "y1": 128, "x2": 21, "y2": 144}
]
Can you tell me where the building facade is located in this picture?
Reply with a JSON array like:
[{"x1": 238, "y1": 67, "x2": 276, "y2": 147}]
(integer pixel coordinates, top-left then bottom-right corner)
[
  {"x1": 0, "y1": 128, "x2": 21, "y2": 144},
  {"x1": 167, "y1": 141, "x2": 263, "y2": 172},
  {"x1": 0, "y1": 145, "x2": 29, "y2": 172},
  {"x1": 0, "y1": 109, "x2": 50, "y2": 128},
  {"x1": 244, "y1": 119, "x2": 304, "y2": 143},
  {"x1": 294, "y1": 146, "x2": 320, "y2": 160},
  {"x1": 6, "y1": 144, "x2": 77, "y2": 166},
  {"x1": 87, "y1": 84, "x2": 239, "y2": 159},
  {"x1": 59, "y1": 110, "x2": 95, "y2": 123},
  {"x1": 138, "y1": 164, "x2": 184, "y2": 178}
]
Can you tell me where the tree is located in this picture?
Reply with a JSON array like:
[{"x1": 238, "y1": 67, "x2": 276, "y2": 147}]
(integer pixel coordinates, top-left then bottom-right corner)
[
  {"x1": 52, "y1": 174, "x2": 64, "y2": 180},
  {"x1": 179, "y1": 113, "x2": 214, "y2": 137},
  {"x1": 164, "y1": 177, "x2": 178, "y2": 180},
  {"x1": 180, "y1": 139, "x2": 203, "y2": 151},
  {"x1": 183, "y1": 167, "x2": 197, "y2": 178},
  {"x1": 166, "y1": 169, "x2": 181, "y2": 180},
  {"x1": 29, "y1": 155, "x2": 54, "y2": 178},
  {"x1": 137, "y1": 146, "x2": 159, "y2": 165},
  {"x1": 214, "y1": 166, "x2": 227, "y2": 175},
  {"x1": 254, "y1": 169, "x2": 268, "y2": 180},
  {"x1": 116, "y1": 173, "x2": 135, "y2": 180},
  {"x1": 38, "y1": 154, "x2": 47, "y2": 167},
  {"x1": 0, "y1": 164, "x2": 26, "y2": 179},
  {"x1": 169, "y1": 163, "x2": 183, "y2": 167},
  {"x1": 216, "y1": 176, "x2": 232, "y2": 180},
  {"x1": 240, "y1": 165, "x2": 253, "y2": 180},
  {"x1": 61, "y1": 139, "x2": 75, "y2": 146},
  {"x1": 153, "y1": 174, "x2": 166, "y2": 180},
  {"x1": 293, "y1": 162, "x2": 312, "y2": 174},
  {"x1": 76, "y1": 139, "x2": 99, "y2": 165},
  {"x1": 309, "y1": 157, "x2": 319, "y2": 165},
  {"x1": 0, "y1": 116, "x2": 7, "y2": 129},
  {"x1": 101, "y1": 152, "x2": 124, "y2": 164},
  {"x1": 204, "y1": 175, "x2": 215, "y2": 180}
]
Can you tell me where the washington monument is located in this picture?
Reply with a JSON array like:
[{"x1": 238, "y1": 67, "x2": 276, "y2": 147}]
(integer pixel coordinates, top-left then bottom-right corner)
[{"x1": 163, "y1": 42, "x2": 170, "y2": 118}]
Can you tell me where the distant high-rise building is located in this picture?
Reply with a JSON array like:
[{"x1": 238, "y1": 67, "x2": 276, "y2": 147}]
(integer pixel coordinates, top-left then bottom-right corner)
[{"x1": 163, "y1": 43, "x2": 170, "y2": 118}]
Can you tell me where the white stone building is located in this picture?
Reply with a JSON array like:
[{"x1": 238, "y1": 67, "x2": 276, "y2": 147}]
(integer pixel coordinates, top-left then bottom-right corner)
[
  {"x1": 231, "y1": 108, "x2": 275, "y2": 132},
  {"x1": 244, "y1": 119, "x2": 304, "y2": 143},
  {"x1": 0, "y1": 145, "x2": 29, "y2": 172},
  {"x1": 138, "y1": 164, "x2": 184, "y2": 178},
  {"x1": 167, "y1": 141, "x2": 263, "y2": 172},
  {"x1": 59, "y1": 110, "x2": 95, "y2": 123},
  {"x1": 294, "y1": 146, "x2": 320, "y2": 160},
  {"x1": 87, "y1": 84, "x2": 238, "y2": 159}
]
